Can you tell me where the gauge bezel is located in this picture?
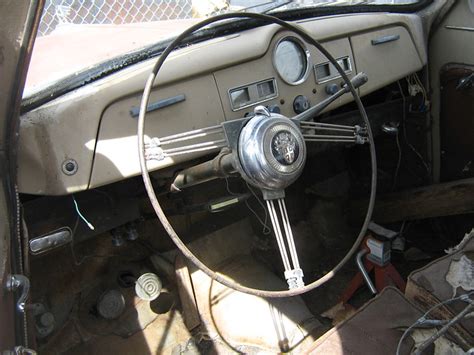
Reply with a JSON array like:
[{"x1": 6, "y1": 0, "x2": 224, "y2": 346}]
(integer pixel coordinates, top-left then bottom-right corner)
[{"x1": 273, "y1": 36, "x2": 311, "y2": 86}]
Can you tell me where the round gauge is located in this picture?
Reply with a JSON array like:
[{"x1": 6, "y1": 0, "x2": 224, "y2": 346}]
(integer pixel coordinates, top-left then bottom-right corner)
[{"x1": 273, "y1": 37, "x2": 310, "y2": 85}]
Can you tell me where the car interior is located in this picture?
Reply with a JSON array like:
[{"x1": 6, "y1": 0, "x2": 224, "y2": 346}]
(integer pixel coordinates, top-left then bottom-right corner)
[{"x1": 6, "y1": 0, "x2": 474, "y2": 353}]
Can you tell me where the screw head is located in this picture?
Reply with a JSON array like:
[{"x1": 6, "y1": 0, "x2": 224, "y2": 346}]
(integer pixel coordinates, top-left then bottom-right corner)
[{"x1": 62, "y1": 159, "x2": 78, "y2": 175}]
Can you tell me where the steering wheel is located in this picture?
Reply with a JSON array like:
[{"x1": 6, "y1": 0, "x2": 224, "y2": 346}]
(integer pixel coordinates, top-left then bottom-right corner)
[{"x1": 138, "y1": 12, "x2": 377, "y2": 297}]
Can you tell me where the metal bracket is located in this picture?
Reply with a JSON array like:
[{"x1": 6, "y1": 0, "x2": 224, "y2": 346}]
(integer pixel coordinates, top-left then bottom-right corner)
[
  {"x1": 221, "y1": 117, "x2": 249, "y2": 151},
  {"x1": 354, "y1": 125, "x2": 369, "y2": 144},
  {"x1": 144, "y1": 137, "x2": 165, "y2": 161},
  {"x1": 284, "y1": 268, "x2": 304, "y2": 289},
  {"x1": 5, "y1": 274, "x2": 30, "y2": 313}
]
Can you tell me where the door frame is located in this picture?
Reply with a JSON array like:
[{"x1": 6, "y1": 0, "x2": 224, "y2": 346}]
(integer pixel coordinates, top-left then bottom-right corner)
[{"x1": 0, "y1": 0, "x2": 44, "y2": 350}]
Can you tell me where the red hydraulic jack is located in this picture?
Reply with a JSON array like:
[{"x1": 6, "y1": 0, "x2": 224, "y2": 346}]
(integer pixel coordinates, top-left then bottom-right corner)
[{"x1": 340, "y1": 234, "x2": 406, "y2": 304}]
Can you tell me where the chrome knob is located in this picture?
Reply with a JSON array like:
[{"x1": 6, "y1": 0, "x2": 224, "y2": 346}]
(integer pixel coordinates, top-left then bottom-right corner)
[{"x1": 254, "y1": 105, "x2": 270, "y2": 117}]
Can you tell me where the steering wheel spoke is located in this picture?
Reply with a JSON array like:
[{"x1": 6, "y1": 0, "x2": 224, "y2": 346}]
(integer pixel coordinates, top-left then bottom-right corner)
[
  {"x1": 300, "y1": 121, "x2": 368, "y2": 144},
  {"x1": 265, "y1": 195, "x2": 304, "y2": 290},
  {"x1": 144, "y1": 125, "x2": 227, "y2": 161}
]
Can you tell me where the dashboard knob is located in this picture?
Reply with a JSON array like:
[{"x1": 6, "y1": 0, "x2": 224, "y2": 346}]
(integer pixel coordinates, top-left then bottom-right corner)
[
  {"x1": 293, "y1": 95, "x2": 310, "y2": 114},
  {"x1": 267, "y1": 104, "x2": 281, "y2": 114},
  {"x1": 325, "y1": 83, "x2": 339, "y2": 95}
]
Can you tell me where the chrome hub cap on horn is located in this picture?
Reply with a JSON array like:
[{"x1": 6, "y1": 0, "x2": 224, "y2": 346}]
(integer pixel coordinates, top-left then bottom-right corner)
[{"x1": 237, "y1": 106, "x2": 306, "y2": 192}]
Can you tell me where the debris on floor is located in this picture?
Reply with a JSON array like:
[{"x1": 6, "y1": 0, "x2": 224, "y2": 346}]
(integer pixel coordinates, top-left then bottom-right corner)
[
  {"x1": 446, "y1": 253, "x2": 474, "y2": 297},
  {"x1": 320, "y1": 302, "x2": 357, "y2": 326},
  {"x1": 404, "y1": 246, "x2": 431, "y2": 261}
]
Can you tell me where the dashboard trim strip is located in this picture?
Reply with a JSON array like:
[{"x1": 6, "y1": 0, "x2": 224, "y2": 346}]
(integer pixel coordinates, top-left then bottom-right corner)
[{"x1": 130, "y1": 94, "x2": 186, "y2": 118}]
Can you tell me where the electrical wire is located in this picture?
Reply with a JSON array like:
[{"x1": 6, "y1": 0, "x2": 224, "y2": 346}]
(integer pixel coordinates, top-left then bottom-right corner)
[
  {"x1": 224, "y1": 177, "x2": 271, "y2": 235},
  {"x1": 405, "y1": 74, "x2": 428, "y2": 107},
  {"x1": 396, "y1": 291, "x2": 474, "y2": 355},
  {"x1": 69, "y1": 216, "x2": 123, "y2": 266},
  {"x1": 72, "y1": 196, "x2": 95, "y2": 230},
  {"x1": 414, "y1": 301, "x2": 474, "y2": 355},
  {"x1": 245, "y1": 182, "x2": 271, "y2": 235},
  {"x1": 392, "y1": 129, "x2": 402, "y2": 191},
  {"x1": 397, "y1": 81, "x2": 431, "y2": 178}
]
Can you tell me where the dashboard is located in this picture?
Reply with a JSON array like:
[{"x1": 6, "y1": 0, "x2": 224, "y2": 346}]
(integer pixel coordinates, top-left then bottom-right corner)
[{"x1": 18, "y1": 12, "x2": 426, "y2": 195}]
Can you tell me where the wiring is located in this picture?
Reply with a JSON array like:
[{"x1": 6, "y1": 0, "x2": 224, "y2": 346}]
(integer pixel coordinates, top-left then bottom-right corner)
[
  {"x1": 245, "y1": 182, "x2": 272, "y2": 235},
  {"x1": 224, "y1": 177, "x2": 271, "y2": 235},
  {"x1": 392, "y1": 128, "x2": 402, "y2": 191},
  {"x1": 414, "y1": 301, "x2": 474, "y2": 355},
  {"x1": 69, "y1": 216, "x2": 121, "y2": 266},
  {"x1": 396, "y1": 291, "x2": 474, "y2": 355},
  {"x1": 397, "y1": 81, "x2": 431, "y2": 180},
  {"x1": 72, "y1": 195, "x2": 95, "y2": 230},
  {"x1": 405, "y1": 73, "x2": 428, "y2": 111}
]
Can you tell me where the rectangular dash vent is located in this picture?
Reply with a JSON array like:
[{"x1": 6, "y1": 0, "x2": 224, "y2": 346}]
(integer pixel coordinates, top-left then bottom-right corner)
[
  {"x1": 229, "y1": 78, "x2": 277, "y2": 111},
  {"x1": 314, "y1": 56, "x2": 352, "y2": 84}
]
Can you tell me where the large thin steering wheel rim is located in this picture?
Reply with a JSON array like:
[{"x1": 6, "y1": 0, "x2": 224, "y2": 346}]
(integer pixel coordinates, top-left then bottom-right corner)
[{"x1": 138, "y1": 12, "x2": 377, "y2": 298}]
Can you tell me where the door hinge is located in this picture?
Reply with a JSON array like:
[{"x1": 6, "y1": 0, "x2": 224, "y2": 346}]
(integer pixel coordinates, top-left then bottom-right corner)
[{"x1": 5, "y1": 274, "x2": 30, "y2": 313}]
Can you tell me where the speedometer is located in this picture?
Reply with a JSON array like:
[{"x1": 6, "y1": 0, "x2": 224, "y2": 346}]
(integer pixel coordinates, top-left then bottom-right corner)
[{"x1": 273, "y1": 37, "x2": 310, "y2": 85}]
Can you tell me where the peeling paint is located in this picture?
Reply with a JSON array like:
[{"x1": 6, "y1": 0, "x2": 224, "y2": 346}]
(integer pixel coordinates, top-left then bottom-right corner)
[{"x1": 445, "y1": 253, "x2": 474, "y2": 297}]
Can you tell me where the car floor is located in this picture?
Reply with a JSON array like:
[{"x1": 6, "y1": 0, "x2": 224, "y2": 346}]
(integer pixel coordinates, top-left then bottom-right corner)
[{"x1": 31, "y1": 199, "x2": 472, "y2": 354}]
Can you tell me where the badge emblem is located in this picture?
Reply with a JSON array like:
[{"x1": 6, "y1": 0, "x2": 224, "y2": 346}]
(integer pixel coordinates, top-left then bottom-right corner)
[{"x1": 271, "y1": 130, "x2": 299, "y2": 165}]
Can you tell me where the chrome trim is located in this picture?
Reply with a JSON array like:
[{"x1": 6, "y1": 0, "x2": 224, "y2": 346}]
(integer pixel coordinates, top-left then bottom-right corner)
[
  {"x1": 29, "y1": 227, "x2": 72, "y2": 255},
  {"x1": 314, "y1": 56, "x2": 352, "y2": 84},
  {"x1": 263, "y1": 124, "x2": 304, "y2": 174},
  {"x1": 445, "y1": 25, "x2": 474, "y2": 32},
  {"x1": 273, "y1": 36, "x2": 312, "y2": 86},
  {"x1": 238, "y1": 109, "x2": 306, "y2": 190},
  {"x1": 228, "y1": 78, "x2": 278, "y2": 112}
]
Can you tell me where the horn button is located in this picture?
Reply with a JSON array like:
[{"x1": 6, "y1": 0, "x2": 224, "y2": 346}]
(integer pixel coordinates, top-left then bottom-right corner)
[{"x1": 238, "y1": 109, "x2": 306, "y2": 191}]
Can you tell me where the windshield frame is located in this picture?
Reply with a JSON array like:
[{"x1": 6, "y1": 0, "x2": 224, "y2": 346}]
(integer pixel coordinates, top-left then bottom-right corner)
[{"x1": 21, "y1": 0, "x2": 432, "y2": 113}]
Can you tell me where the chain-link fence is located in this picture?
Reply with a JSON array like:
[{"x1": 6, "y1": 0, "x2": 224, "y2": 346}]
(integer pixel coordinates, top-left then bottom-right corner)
[
  {"x1": 38, "y1": 0, "x2": 195, "y2": 37},
  {"x1": 37, "y1": 0, "x2": 418, "y2": 37}
]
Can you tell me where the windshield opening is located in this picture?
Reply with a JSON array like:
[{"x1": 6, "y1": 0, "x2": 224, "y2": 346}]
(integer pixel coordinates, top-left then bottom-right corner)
[{"x1": 24, "y1": 0, "x2": 423, "y2": 100}]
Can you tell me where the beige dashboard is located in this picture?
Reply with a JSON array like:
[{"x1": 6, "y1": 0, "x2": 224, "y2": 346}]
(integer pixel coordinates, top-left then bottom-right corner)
[{"x1": 18, "y1": 12, "x2": 426, "y2": 196}]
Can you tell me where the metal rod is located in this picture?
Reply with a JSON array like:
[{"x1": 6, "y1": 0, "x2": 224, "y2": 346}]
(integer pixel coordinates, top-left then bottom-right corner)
[
  {"x1": 171, "y1": 151, "x2": 235, "y2": 190},
  {"x1": 300, "y1": 121, "x2": 356, "y2": 130},
  {"x1": 304, "y1": 138, "x2": 357, "y2": 143},
  {"x1": 159, "y1": 125, "x2": 223, "y2": 144},
  {"x1": 266, "y1": 200, "x2": 291, "y2": 271},
  {"x1": 165, "y1": 144, "x2": 227, "y2": 157},
  {"x1": 356, "y1": 249, "x2": 377, "y2": 295},
  {"x1": 303, "y1": 134, "x2": 355, "y2": 139},
  {"x1": 445, "y1": 25, "x2": 474, "y2": 32},
  {"x1": 300, "y1": 125, "x2": 355, "y2": 133},
  {"x1": 164, "y1": 139, "x2": 227, "y2": 154},
  {"x1": 161, "y1": 128, "x2": 224, "y2": 146},
  {"x1": 278, "y1": 199, "x2": 300, "y2": 269},
  {"x1": 295, "y1": 72, "x2": 368, "y2": 122}
]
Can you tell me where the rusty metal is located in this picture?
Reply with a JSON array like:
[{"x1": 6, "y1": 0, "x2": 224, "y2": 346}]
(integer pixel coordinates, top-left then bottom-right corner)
[{"x1": 171, "y1": 149, "x2": 236, "y2": 191}]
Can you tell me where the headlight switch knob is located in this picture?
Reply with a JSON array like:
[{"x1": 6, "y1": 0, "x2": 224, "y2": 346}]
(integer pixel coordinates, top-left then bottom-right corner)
[{"x1": 293, "y1": 95, "x2": 310, "y2": 114}]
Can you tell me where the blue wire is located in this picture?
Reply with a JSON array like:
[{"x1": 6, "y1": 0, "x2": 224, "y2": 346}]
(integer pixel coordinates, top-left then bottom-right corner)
[{"x1": 72, "y1": 196, "x2": 95, "y2": 230}]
